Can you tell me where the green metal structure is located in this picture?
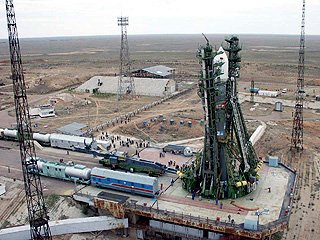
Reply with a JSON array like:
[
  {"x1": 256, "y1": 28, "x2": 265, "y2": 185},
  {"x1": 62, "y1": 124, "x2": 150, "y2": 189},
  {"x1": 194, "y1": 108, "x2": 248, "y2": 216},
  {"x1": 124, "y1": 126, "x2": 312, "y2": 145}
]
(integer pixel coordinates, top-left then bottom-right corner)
[{"x1": 181, "y1": 36, "x2": 259, "y2": 199}]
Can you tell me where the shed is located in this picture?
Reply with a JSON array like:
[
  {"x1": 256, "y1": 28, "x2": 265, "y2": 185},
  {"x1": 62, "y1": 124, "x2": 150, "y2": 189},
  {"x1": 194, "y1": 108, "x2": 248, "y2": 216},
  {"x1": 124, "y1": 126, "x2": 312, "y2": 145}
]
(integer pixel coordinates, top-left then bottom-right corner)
[
  {"x1": 267, "y1": 156, "x2": 279, "y2": 167},
  {"x1": 30, "y1": 104, "x2": 55, "y2": 118},
  {"x1": 57, "y1": 122, "x2": 88, "y2": 136},
  {"x1": 258, "y1": 90, "x2": 279, "y2": 98},
  {"x1": 244, "y1": 215, "x2": 258, "y2": 230},
  {"x1": 132, "y1": 65, "x2": 175, "y2": 79},
  {"x1": 274, "y1": 101, "x2": 283, "y2": 112}
]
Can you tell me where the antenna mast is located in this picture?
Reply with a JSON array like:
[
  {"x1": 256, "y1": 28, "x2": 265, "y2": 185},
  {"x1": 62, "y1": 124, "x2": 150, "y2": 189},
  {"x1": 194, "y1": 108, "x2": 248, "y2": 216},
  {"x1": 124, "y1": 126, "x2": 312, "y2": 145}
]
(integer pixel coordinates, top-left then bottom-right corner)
[
  {"x1": 117, "y1": 16, "x2": 135, "y2": 99},
  {"x1": 5, "y1": 0, "x2": 52, "y2": 239},
  {"x1": 291, "y1": 0, "x2": 306, "y2": 151}
]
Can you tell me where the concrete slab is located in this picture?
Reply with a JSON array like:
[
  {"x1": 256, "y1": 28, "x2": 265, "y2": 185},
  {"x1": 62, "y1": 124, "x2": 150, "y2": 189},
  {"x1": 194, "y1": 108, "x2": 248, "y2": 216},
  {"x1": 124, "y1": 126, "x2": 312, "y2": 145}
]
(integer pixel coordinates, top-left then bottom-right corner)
[
  {"x1": 156, "y1": 163, "x2": 293, "y2": 225},
  {"x1": 139, "y1": 148, "x2": 194, "y2": 167},
  {"x1": 75, "y1": 163, "x2": 294, "y2": 229}
]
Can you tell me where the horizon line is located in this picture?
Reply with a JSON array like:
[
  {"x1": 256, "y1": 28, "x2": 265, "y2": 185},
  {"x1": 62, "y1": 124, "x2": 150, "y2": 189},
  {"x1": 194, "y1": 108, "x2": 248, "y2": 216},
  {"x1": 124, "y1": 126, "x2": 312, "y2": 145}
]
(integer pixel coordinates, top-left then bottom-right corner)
[{"x1": 0, "y1": 32, "x2": 319, "y2": 40}]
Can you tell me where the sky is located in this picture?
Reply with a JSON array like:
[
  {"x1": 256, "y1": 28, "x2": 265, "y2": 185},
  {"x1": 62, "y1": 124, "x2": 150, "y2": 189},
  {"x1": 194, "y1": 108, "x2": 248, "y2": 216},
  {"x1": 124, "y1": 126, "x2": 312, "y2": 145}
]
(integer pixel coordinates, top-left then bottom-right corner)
[{"x1": 0, "y1": 0, "x2": 319, "y2": 38}]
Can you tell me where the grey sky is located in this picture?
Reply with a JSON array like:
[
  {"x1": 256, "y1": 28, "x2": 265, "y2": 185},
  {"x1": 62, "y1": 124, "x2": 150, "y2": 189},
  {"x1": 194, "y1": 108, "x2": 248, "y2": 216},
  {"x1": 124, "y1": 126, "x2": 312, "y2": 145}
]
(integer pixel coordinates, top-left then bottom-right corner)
[{"x1": 0, "y1": 0, "x2": 319, "y2": 38}]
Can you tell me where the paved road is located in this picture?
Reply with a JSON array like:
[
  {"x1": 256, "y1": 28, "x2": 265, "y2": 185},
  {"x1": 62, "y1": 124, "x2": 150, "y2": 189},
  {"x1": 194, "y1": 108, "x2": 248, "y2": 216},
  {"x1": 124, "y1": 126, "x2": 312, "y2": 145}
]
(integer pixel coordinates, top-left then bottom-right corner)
[{"x1": 0, "y1": 140, "x2": 100, "y2": 180}]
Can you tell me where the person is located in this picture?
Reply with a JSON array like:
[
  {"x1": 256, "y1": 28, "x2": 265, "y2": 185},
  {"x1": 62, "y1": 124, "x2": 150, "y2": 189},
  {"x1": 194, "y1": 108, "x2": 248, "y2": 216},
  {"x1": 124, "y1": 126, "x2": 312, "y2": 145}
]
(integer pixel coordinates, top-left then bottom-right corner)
[
  {"x1": 171, "y1": 178, "x2": 174, "y2": 186},
  {"x1": 228, "y1": 214, "x2": 231, "y2": 222}
]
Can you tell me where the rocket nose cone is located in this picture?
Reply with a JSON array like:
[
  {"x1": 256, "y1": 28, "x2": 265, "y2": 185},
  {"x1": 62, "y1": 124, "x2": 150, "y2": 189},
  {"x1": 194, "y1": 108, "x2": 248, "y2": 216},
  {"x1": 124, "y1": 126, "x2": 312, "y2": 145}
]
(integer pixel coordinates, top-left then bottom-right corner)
[{"x1": 218, "y1": 46, "x2": 225, "y2": 53}]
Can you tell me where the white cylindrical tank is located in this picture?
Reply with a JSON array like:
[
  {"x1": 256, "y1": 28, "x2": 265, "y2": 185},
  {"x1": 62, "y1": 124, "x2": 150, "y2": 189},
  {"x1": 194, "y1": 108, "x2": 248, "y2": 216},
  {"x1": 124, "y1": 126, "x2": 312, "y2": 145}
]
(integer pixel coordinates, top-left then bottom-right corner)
[
  {"x1": 183, "y1": 147, "x2": 193, "y2": 157},
  {"x1": 4, "y1": 128, "x2": 17, "y2": 138},
  {"x1": 33, "y1": 133, "x2": 51, "y2": 143},
  {"x1": 274, "y1": 101, "x2": 283, "y2": 112},
  {"x1": 65, "y1": 165, "x2": 91, "y2": 180},
  {"x1": 37, "y1": 159, "x2": 46, "y2": 171}
]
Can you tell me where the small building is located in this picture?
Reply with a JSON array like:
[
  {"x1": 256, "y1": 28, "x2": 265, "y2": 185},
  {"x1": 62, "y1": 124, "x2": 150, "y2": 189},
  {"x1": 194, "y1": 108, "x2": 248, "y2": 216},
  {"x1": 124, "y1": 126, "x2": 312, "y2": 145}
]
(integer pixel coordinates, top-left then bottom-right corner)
[
  {"x1": 267, "y1": 156, "x2": 279, "y2": 167},
  {"x1": 274, "y1": 101, "x2": 283, "y2": 112},
  {"x1": 76, "y1": 76, "x2": 176, "y2": 97},
  {"x1": 30, "y1": 104, "x2": 55, "y2": 118},
  {"x1": 131, "y1": 65, "x2": 175, "y2": 79},
  {"x1": 244, "y1": 215, "x2": 258, "y2": 230},
  {"x1": 57, "y1": 122, "x2": 88, "y2": 136},
  {"x1": 258, "y1": 90, "x2": 279, "y2": 98}
]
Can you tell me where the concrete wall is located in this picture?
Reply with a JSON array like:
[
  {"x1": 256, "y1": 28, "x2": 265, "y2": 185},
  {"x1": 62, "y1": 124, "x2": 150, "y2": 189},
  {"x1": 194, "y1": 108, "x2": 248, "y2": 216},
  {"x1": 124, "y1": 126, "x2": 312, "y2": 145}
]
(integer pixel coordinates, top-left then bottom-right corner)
[
  {"x1": 150, "y1": 220, "x2": 203, "y2": 238},
  {"x1": 0, "y1": 216, "x2": 128, "y2": 240}
]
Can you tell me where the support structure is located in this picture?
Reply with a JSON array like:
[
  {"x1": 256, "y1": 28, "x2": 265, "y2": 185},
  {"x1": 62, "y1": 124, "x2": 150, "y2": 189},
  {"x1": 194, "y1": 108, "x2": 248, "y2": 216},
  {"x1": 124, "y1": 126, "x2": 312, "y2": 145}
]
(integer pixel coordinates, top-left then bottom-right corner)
[
  {"x1": 250, "y1": 80, "x2": 255, "y2": 103},
  {"x1": 5, "y1": 0, "x2": 51, "y2": 239},
  {"x1": 291, "y1": 0, "x2": 306, "y2": 151},
  {"x1": 182, "y1": 36, "x2": 258, "y2": 199},
  {"x1": 117, "y1": 16, "x2": 135, "y2": 99}
]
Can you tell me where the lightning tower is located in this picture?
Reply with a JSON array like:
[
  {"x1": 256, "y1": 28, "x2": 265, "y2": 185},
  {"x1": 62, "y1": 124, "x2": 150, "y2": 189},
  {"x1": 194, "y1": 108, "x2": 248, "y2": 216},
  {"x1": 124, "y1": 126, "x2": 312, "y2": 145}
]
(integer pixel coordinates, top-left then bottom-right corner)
[
  {"x1": 117, "y1": 16, "x2": 135, "y2": 99},
  {"x1": 5, "y1": 0, "x2": 52, "y2": 239},
  {"x1": 291, "y1": 0, "x2": 306, "y2": 151}
]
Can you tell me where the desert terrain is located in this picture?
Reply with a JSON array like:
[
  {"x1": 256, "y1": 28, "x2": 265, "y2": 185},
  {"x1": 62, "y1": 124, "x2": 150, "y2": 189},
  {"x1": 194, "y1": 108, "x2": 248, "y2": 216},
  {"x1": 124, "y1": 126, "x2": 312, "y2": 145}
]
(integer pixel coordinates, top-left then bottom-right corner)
[{"x1": 0, "y1": 34, "x2": 320, "y2": 239}]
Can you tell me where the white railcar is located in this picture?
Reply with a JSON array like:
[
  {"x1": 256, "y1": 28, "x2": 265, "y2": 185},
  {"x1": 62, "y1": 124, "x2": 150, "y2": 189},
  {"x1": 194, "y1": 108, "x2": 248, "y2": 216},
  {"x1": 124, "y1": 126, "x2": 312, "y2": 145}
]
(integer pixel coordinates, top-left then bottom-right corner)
[
  {"x1": 3, "y1": 128, "x2": 18, "y2": 139},
  {"x1": 33, "y1": 133, "x2": 51, "y2": 144},
  {"x1": 50, "y1": 133, "x2": 97, "y2": 151}
]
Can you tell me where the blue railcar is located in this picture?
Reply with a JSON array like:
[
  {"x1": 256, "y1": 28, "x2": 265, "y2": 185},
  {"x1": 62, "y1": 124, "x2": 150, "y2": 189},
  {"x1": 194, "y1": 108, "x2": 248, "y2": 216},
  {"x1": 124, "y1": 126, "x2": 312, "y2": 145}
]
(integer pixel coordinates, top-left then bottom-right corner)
[{"x1": 91, "y1": 167, "x2": 159, "y2": 197}]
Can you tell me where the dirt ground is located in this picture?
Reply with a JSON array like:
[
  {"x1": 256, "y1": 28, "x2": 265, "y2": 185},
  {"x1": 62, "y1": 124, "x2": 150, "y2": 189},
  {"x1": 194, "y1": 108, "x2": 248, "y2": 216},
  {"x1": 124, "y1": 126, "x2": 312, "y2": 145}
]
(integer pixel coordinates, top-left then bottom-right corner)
[{"x1": 0, "y1": 35, "x2": 320, "y2": 239}]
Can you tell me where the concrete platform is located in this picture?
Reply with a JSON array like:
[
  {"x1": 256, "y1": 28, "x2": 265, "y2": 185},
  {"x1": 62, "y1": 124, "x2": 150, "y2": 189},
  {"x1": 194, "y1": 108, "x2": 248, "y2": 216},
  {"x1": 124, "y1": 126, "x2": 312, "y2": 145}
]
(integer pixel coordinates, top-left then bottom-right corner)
[
  {"x1": 76, "y1": 163, "x2": 294, "y2": 229},
  {"x1": 139, "y1": 147, "x2": 194, "y2": 167},
  {"x1": 157, "y1": 163, "x2": 294, "y2": 225}
]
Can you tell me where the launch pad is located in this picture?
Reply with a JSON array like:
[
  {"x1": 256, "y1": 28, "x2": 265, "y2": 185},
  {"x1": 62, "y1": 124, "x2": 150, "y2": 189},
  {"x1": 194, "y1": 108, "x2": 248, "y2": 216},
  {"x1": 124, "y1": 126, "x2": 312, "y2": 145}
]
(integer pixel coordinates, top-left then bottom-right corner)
[{"x1": 75, "y1": 161, "x2": 295, "y2": 239}]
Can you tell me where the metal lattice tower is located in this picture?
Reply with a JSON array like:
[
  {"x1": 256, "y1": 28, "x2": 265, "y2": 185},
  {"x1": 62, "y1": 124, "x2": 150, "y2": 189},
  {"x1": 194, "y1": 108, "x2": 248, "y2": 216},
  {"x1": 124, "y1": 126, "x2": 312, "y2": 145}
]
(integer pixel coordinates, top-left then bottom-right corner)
[
  {"x1": 291, "y1": 0, "x2": 306, "y2": 151},
  {"x1": 117, "y1": 16, "x2": 135, "y2": 99},
  {"x1": 5, "y1": 1, "x2": 52, "y2": 239}
]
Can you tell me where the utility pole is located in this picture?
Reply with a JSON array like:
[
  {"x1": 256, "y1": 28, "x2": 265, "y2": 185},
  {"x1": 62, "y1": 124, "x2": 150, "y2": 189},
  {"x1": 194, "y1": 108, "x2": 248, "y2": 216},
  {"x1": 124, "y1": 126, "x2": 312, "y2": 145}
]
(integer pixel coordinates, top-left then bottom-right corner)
[
  {"x1": 291, "y1": 0, "x2": 306, "y2": 151},
  {"x1": 5, "y1": 0, "x2": 52, "y2": 239},
  {"x1": 117, "y1": 16, "x2": 135, "y2": 100},
  {"x1": 250, "y1": 80, "x2": 255, "y2": 104}
]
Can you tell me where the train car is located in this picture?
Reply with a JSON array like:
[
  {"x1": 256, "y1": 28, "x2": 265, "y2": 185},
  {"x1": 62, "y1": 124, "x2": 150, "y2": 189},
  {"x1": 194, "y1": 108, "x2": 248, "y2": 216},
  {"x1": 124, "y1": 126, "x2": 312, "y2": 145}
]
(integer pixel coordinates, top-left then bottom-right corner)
[
  {"x1": 36, "y1": 158, "x2": 91, "y2": 184},
  {"x1": 0, "y1": 128, "x2": 4, "y2": 139},
  {"x1": 3, "y1": 128, "x2": 18, "y2": 140},
  {"x1": 50, "y1": 133, "x2": 98, "y2": 151},
  {"x1": 33, "y1": 132, "x2": 51, "y2": 146},
  {"x1": 91, "y1": 167, "x2": 159, "y2": 197},
  {"x1": 98, "y1": 152, "x2": 166, "y2": 176},
  {"x1": 50, "y1": 133, "x2": 111, "y2": 151},
  {"x1": 163, "y1": 144, "x2": 193, "y2": 157}
]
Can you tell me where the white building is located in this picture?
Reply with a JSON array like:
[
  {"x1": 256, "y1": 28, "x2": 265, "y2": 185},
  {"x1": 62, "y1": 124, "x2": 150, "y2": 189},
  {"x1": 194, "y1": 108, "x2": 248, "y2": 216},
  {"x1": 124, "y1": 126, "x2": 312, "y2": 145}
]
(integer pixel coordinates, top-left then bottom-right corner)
[
  {"x1": 258, "y1": 90, "x2": 279, "y2": 98},
  {"x1": 76, "y1": 76, "x2": 176, "y2": 97},
  {"x1": 30, "y1": 105, "x2": 55, "y2": 118}
]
